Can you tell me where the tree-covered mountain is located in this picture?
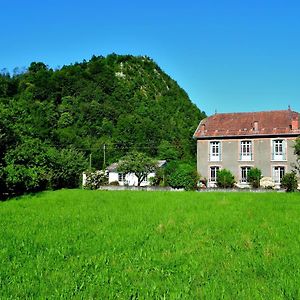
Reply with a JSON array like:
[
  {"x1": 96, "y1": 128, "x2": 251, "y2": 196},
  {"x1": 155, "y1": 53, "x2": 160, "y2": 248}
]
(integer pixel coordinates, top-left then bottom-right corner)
[{"x1": 0, "y1": 54, "x2": 205, "y2": 197}]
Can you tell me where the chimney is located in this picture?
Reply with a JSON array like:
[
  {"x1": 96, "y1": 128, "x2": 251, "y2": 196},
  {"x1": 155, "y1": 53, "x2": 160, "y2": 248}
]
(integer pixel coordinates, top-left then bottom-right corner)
[
  {"x1": 200, "y1": 123, "x2": 206, "y2": 135},
  {"x1": 253, "y1": 121, "x2": 259, "y2": 132},
  {"x1": 292, "y1": 116, "x2": 299, "y2": 130}
]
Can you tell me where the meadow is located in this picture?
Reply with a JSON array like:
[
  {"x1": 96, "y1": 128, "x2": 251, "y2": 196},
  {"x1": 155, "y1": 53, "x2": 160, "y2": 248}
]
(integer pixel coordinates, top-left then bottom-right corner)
[{"x1": 0, "y1": 190, "x2": 300, "y2": 299}]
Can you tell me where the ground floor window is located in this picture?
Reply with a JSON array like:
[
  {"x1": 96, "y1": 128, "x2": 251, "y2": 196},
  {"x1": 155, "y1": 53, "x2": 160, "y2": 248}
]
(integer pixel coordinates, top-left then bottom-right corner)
[
  {"x1": 272, "y1": 166, "x2": 285, "y2": 183},
  {"x1": 210, "y1": 166, "x2": 220, "y2": 182},
  {"x1": 240, "y1": 166, "x2": 251, "y2": 183},
  {"x1": 118, "y1": 173, "x2": 126, "y2": 182}
]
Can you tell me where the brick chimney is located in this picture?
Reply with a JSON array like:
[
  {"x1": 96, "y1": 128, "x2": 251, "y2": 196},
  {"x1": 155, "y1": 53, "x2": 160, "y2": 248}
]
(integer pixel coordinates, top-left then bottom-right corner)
[{"x1": 292, "y1": 116, "x2": 299, "y2": 130}]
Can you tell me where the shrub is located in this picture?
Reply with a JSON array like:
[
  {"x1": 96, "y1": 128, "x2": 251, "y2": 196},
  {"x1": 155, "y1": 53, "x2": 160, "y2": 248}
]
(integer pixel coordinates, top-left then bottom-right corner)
[
  {"x1": 216, "y1": 169, "x2": 235, "y2": 188},
  {"x1": 260, "y1": 177, "x2": 275, "y2": 189},
  {"x1": 109, "y1": 181, "x2": 120, "y2": 186},
  {"x1": 83, "y1": 170, "x2": 108, "y2": 190},
  {"x1": 247, "y1": 167, "x2": 262, "y2": 188},
  {"x1": 50, "y1": 147, "x2": 88, "y2": 189},
  {"x1": 150, "y1": 168, "x2": 165, "y2": 186},
  {"x1": 281, "y1": 172, "x2": 298, "y2": 192},
  {"x1": 168, "y1": 163, "x2": 199, "y2": 191},
  {"x1": 4, "y1": 139, "x2": 88, "y2": 195}
]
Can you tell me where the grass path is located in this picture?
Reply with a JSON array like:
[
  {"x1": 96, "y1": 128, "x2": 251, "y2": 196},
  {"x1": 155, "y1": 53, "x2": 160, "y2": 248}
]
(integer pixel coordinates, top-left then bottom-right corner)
[{"x1": 1, "y1": 190, "x2": 300, "y2": 299}]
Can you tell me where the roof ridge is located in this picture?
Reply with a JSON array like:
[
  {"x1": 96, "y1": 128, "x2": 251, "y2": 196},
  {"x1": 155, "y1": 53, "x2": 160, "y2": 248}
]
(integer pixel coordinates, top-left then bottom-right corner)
[{"x1": 213, "y1": 109, "x2": 294, "y2": 115}]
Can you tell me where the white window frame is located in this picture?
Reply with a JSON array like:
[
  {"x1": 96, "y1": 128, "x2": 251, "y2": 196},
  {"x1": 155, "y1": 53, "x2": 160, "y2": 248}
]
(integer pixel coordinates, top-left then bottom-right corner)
[
  {"x1": 240, "y1": 166, "x2": 251, "y2": 183},
  {"x1": 209, "y1": 141, "x2": 221, "y2": 161},
  {"x1": 272, "y1": 139, "x2": 286, "y2": 161},
  {"x1": 209, "y1": 166, "x2": 220, "y2": 183},
  {"x1": 272, "y1": 166, "x2": 285, "y2": 184},
  {"x1": 118, "y1": 173, "x2": 126, "y2": 182},
  {"x1": 240, "y1": 140, "x2": 252, "y2": 161}
]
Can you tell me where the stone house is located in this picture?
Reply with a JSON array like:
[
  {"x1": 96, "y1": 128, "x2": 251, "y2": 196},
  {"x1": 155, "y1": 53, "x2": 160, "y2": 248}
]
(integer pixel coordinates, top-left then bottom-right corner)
[{"x1": 193, "y1": 109, "x2": 300, "y2": 188}]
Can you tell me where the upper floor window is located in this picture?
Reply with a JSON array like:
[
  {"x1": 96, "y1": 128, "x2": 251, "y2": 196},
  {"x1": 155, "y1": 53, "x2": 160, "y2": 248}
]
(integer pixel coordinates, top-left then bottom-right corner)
[
  {"x1": 240, "y1": 140, "x2": 252, "y2": 161},
  {"x1": 209, "y1": 141, "x2": 221, "y2": 161},
  {"x1": 272, "y1": 139, "x2": 286, "y2": 161}
]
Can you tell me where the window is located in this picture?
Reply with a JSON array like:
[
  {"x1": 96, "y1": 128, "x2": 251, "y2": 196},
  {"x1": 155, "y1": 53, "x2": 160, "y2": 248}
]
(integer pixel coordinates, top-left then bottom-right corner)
[
  {"x1": 118, "y1": 173, "x2": 126, "y2": 182},
  {"x1": 272, "y1": 139, "x2": 286, "y2": 160},
  {"x1": 209, "y1": 141, "x2": 221, "y2": 161},
  {"x1": 209, "y1": 166, "x2": 220, "y2": 182},
  {"x1": 240, "y1": 166, "x2": 251, "y2": 183},
  {"x1": 272, "y1": 166, "x2": 285, "y2": 183},
  {"x1": 240, "y1": 141, "x2": 252, "y2": 161}
]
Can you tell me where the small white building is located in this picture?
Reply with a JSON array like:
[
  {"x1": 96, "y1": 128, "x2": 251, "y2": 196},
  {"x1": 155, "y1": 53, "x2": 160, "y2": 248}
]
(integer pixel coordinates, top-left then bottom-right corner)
[{"x1": 107, "y1": 160, "x2": 166, "y2": 186}]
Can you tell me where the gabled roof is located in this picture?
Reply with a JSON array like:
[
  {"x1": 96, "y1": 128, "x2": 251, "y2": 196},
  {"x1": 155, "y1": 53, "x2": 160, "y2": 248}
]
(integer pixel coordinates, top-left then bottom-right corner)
[
  {"x1": 194, "y1": 109, "x2": 300, "y2": 139},
  {"x1": 107, "y1": 160, "x2": 167, "y2": 172}
]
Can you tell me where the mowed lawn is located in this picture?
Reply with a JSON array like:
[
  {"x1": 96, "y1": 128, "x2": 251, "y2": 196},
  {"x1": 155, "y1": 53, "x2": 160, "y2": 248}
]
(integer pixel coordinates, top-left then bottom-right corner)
[{"x1": 1, "y1": 190, "x2": 300, "y2": 299}]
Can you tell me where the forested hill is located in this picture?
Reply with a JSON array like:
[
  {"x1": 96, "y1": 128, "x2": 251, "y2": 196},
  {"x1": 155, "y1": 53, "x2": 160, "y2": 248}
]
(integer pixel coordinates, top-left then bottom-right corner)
[{"x1": 0, "y1": 54, "x2": 205, "y2": 195}]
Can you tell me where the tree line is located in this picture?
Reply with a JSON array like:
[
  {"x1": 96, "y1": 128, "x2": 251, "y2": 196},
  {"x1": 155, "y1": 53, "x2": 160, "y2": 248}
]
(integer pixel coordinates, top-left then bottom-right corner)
[{"x1": 0, "y1": 54, "x2": 206, "y2": 198}]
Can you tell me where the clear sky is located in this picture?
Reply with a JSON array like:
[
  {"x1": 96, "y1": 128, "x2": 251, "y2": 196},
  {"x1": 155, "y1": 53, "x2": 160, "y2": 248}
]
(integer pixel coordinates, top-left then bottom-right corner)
[{"x1": 1, "y1": 0, "x2": 300, "y2": 115}]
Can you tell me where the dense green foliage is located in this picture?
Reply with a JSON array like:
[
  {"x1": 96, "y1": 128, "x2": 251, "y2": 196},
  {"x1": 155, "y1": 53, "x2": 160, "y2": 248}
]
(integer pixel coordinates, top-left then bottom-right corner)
[
  {"x1": 216, "y1": 169, "x2": 235, "y2": 188},
  {"x1": 0, "y1": 54, "x2": 205, "y2": 197},
  {"x1": 247, "y1": 167, "x2": 262, "y2": 188},
  {"x1": 1, "y1": 190, "x2": 300, "y2": 298},
  {"x1": 281, "y1": 172, "x2": 298, "y2": 192},
  {"x1": 165, "y1": 161, "x2": 199, "y2": 190}
]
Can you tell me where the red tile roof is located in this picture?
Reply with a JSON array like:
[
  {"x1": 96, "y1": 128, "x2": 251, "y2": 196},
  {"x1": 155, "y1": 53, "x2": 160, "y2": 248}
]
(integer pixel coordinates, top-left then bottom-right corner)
[{"x1": 194, "y1": 109, "x2": 300, "y2": 138}]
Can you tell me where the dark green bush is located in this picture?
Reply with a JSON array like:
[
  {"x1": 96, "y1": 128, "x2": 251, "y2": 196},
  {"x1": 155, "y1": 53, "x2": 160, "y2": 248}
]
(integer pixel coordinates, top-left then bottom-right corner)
[
  {"x1": 109, "y1": 181, "x2": 120, "y2": 186},
  {"x1": 281, "y1": 172, "x2": 298, "y2": 192},
  {"x1": 247, "y1": 167, "x2": 262, "y2": 188},
  {"x1": 167, "y1": 163, "x2": 199, "y2": 191},
  {"x1": 216, "y1": 169, "x2": 235, "y2": 188},
  {"x1": 4, "y1": 138, "x2": 87, "y2": 195}
]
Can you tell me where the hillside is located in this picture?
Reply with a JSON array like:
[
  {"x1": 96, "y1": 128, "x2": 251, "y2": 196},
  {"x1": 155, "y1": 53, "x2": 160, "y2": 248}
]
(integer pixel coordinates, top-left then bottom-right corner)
[{"x1": 0, "y1": 54, "x2": 205, "y2": 196}]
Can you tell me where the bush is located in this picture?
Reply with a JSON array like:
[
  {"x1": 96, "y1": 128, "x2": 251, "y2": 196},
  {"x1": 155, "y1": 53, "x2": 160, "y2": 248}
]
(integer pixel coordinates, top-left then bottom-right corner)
[
  {"x1": 167, "y1": 163, "x2": 199, "y2": 191},
  {"x1": 150, "y1": 168, "x2": 165, "y2": 186},
  {"x1": 50, "y1": 148, "x2": 88, "y2": 189},
  {"x1": 109, "y1": 181, "x2": 120, "y2": 186},
  {"x1": 4, "y1": 138, "x2": 88, "y2": 195},
  {"x1": 260, "y1": 177, "x2": 275, "y2": 189},
  {"x1": 281, "y1": 172, "x2": 298, "y2": 192},
  {"x1": 216, "y1": 169, "x2": 235, "y2": 188},
  {"x1": 83, "y1": 170, "x2": 108, "y2": 190},
  {"x1": 247, "y1": 167, "x2": 262, "y2": 188}
]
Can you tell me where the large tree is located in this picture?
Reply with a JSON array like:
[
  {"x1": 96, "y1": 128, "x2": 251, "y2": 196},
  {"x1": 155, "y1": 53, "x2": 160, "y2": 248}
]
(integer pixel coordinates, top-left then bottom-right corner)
[{"x1": 117, "y1": 151, "x2": 157, "y2": 186}]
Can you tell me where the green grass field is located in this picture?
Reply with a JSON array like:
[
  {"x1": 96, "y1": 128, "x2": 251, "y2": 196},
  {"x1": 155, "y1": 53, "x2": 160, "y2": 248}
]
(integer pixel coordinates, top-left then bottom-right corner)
[{"x1": 1, "y1": 190, "x2": 300, "y2": 299}]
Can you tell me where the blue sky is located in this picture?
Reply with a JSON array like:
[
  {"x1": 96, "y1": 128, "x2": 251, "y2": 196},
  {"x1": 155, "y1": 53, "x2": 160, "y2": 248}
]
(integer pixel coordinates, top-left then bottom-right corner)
[{"x1": 1, "y1": 0, "x2": 300, "y2": 115}]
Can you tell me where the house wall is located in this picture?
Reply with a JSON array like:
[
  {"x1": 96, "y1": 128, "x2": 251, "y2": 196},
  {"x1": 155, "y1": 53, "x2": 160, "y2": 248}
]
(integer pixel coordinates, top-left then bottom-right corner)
[
  {"x1": 197, "y1": 136, "x2": 298, "y2": 187},
  {"x1": 108, "y1": 172, "x2": 119, "y2": 184},
  {"x1": 108, "y1": 172, "x2": 156, "y2": 186}
]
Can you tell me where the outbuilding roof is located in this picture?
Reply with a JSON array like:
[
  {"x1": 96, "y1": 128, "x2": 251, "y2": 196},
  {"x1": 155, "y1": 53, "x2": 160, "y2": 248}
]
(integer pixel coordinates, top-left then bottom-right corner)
[
  {"x1": 107, "y1": 160, "x2": 167, "y2": 172},
  {"x1": 193, "y1": 109, "x2": 300, "y2": 139}
]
